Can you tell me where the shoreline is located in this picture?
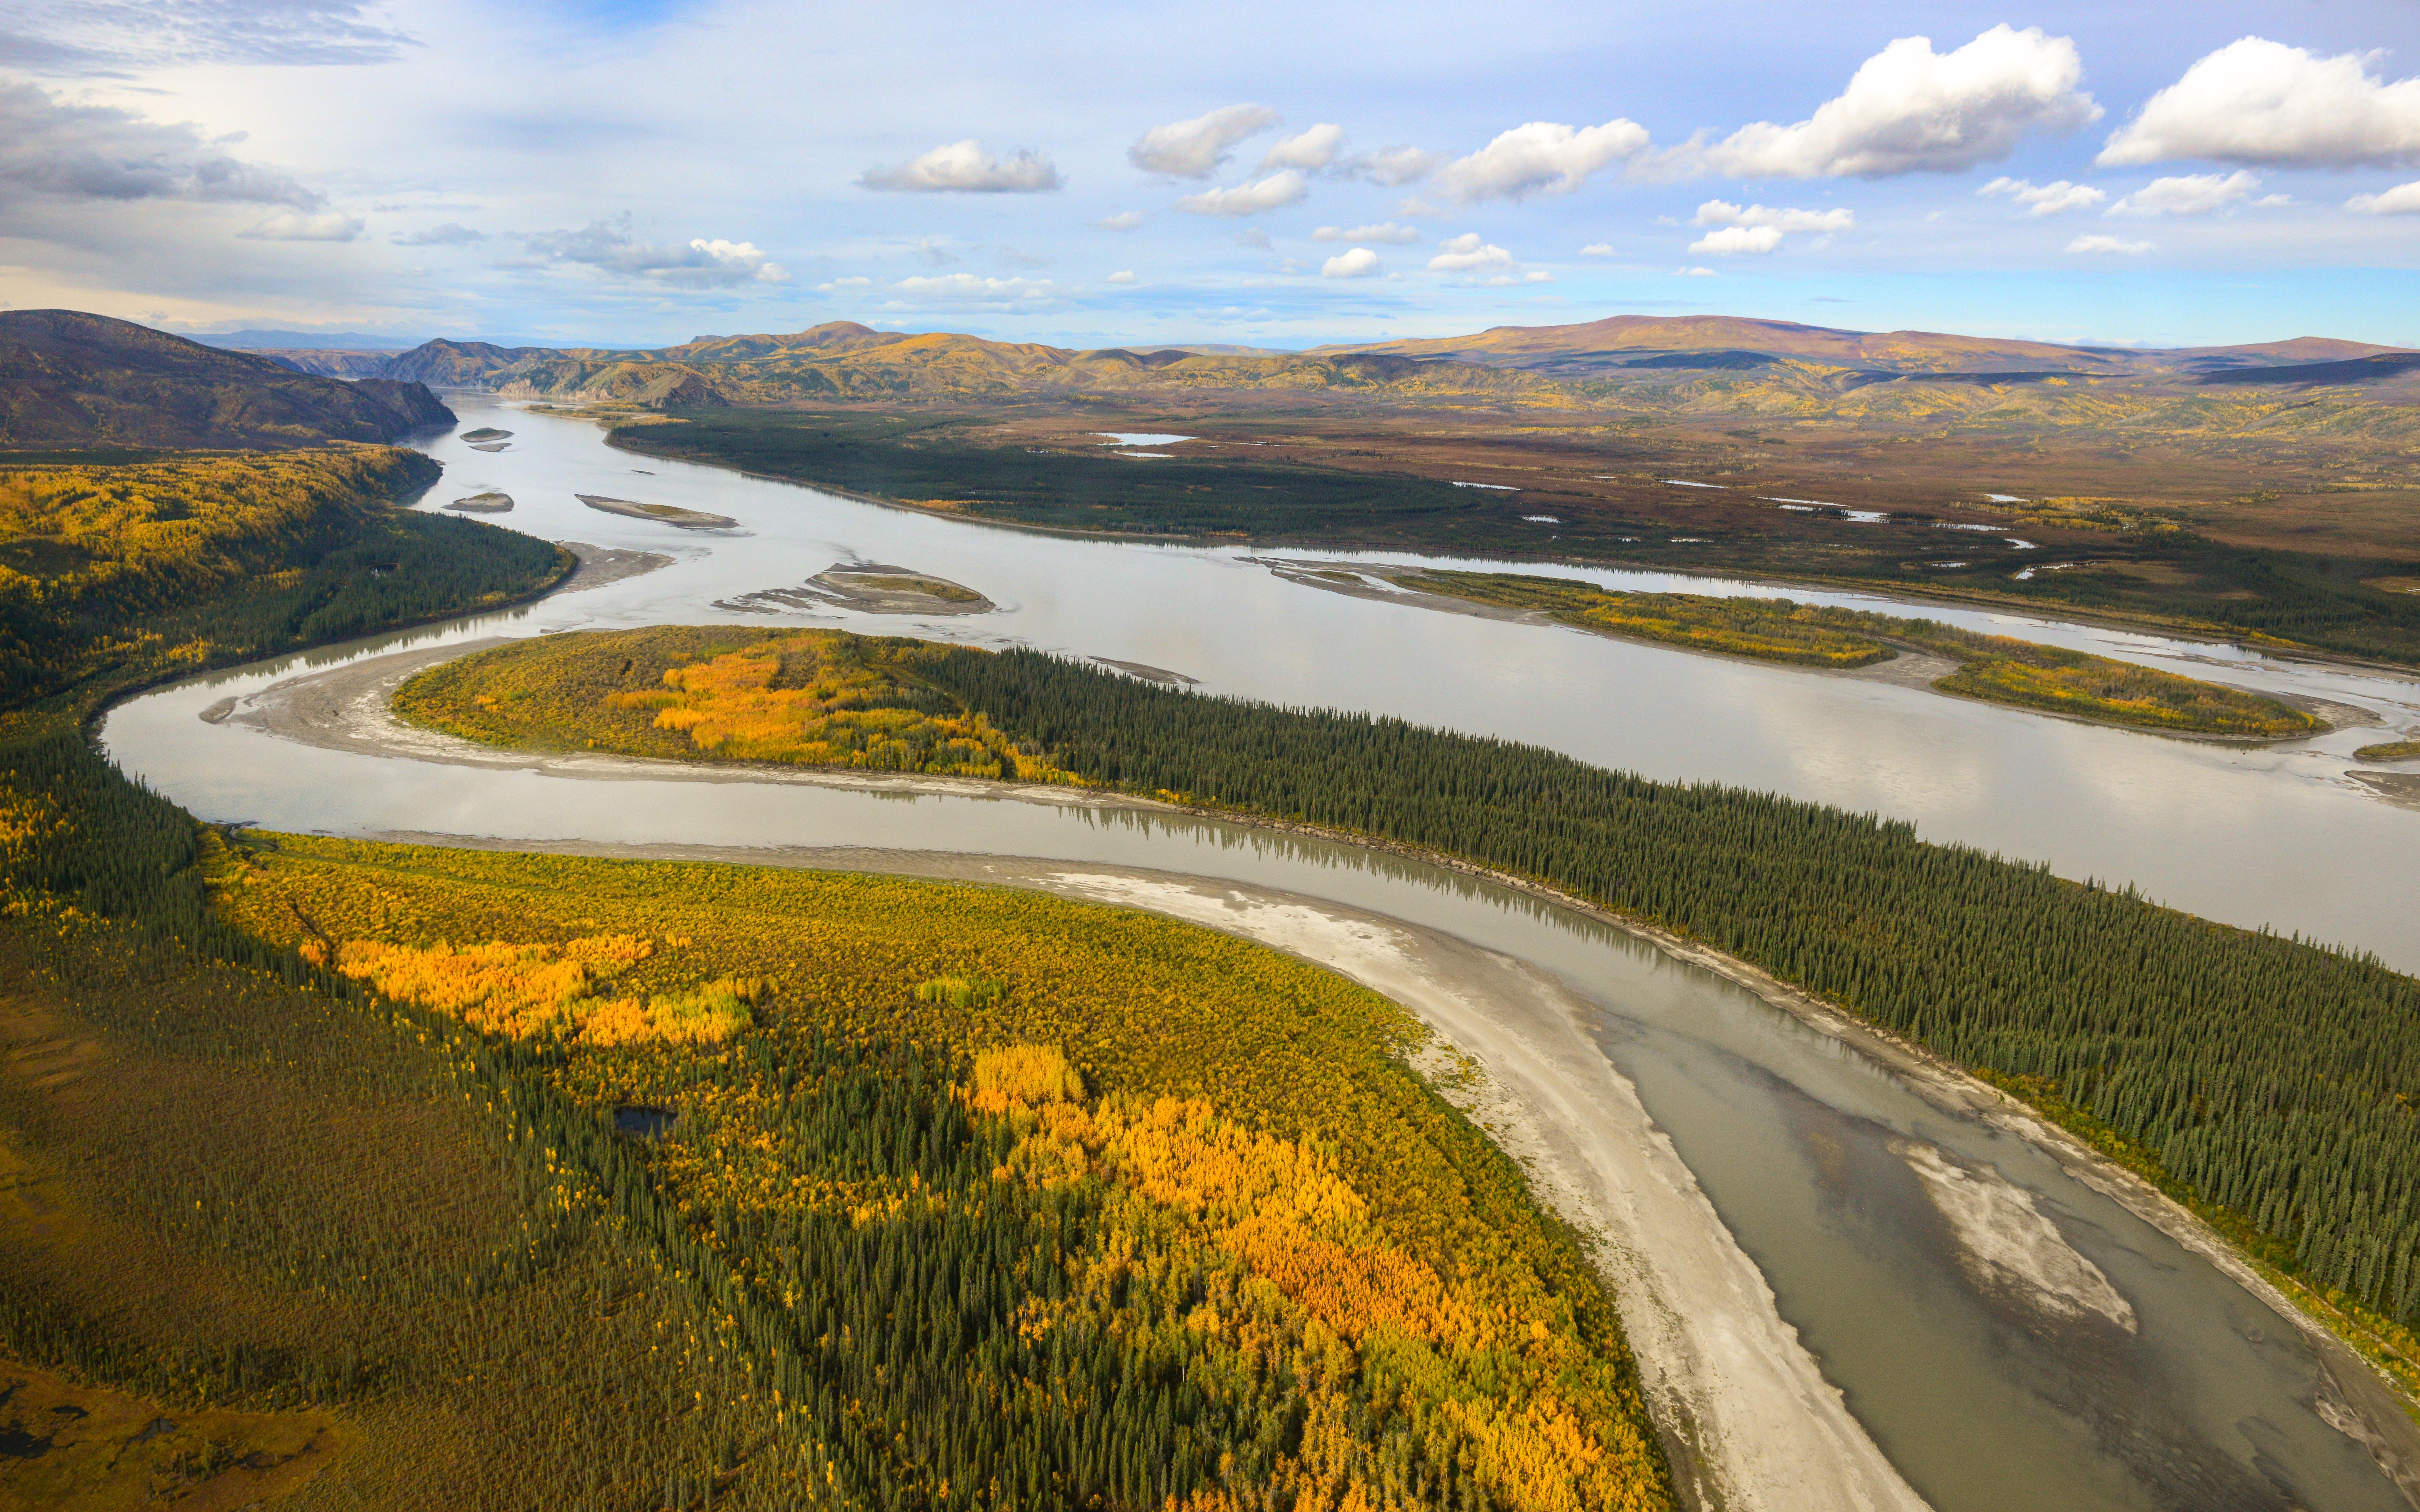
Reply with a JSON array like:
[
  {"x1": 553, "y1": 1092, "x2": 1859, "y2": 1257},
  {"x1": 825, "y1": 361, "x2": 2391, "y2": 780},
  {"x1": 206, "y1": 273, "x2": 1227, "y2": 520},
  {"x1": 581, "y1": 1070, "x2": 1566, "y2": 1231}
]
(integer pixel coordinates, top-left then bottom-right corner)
[
  {"x1": 1253, "y1": 556, "x2": 2348, "y2": 744},
  {"x1": 593, "y1": 418, "x2": 2413, "y2": 682},
  {"x1": 179, "y1": 637, "x2": 2420, "y2": 1503}
]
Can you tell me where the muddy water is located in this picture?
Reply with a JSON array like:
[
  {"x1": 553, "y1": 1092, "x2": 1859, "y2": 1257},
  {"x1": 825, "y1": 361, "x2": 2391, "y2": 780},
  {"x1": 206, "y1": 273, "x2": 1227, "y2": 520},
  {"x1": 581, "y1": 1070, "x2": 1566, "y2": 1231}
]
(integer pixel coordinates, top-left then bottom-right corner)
[
  {"x1": 419, "y1": 395, "x2": 2419, "y2": 967},
  {"x1": 91, "y1": 396, "x2": 2420, "y2": 1509}
]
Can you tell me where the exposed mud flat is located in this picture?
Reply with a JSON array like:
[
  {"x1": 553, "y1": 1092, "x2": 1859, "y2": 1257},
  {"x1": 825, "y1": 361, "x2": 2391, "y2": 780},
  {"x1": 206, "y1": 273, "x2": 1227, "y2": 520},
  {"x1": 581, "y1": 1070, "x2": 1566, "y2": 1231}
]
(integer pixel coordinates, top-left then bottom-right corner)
[
  {"x1": 1091, "y1": 657, "x2": 1199, "y2": 685},
  {"x1": 551, "y1": 540, "x2": 676, "y2": 596},
  {"x1": 717, "y1": 562, "x2": 992, "y2": 617},
  {"x1": 467, "y1": 441, "x2": 511, "y2": 452},
  {"x1": 2351, "y1": 769, "x2": 2420, "y2": 811},
  {"x1": 576, "y1": 494, "x2": 737, "y2": 530}
]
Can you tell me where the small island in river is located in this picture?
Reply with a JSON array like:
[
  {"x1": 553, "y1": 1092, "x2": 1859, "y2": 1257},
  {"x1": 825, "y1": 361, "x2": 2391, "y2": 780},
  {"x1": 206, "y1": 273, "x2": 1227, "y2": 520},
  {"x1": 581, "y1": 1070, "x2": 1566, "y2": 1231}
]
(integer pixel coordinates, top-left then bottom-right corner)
[
  {"x1": 445, "y1": 490, "x2": 513, "y2": 513},
  {"x1": 718, "y1": 562, "x2": 993, "y2": 616},
  {"x1": 576, "y1": 493, "x2": 738, "y2": 529}
]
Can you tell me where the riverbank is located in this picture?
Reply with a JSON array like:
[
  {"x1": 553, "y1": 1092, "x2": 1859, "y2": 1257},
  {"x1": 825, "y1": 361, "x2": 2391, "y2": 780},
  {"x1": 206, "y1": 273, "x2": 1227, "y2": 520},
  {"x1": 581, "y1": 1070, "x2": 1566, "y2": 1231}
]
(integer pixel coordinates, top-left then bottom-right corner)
[{"x1": 199, "y1": 637, "x2": 2420, "y2": 1504}]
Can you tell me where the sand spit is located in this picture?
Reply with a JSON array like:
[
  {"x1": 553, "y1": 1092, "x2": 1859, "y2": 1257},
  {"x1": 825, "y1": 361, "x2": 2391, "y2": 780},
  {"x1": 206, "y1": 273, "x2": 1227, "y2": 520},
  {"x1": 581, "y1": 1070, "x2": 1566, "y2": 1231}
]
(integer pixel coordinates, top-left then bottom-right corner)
[
  {"x1": 1894, "y1": 1140, "x2": 2137, "y2": 1333},
  {"x1": 1091, "y1": 657, "x2": 1199, "y2": 685},
  {"x1": 719, "y1": 562, "x2": 993, "y2": 617},
  {"x1": 460, "y1": 427, "x2": 513, "y2": 442},
  {"x1": 576, "y1": 494, "x2": 738, "y2": 530},
  {"x1": 552, "y1": 541, "x2": 675, "y2": 596},
  {"x1": 446, "y1": 490, "x2": 514, "y2": 513},
  {"x1": 467, "y1": 441, "x2": 511, "y2": 453}
]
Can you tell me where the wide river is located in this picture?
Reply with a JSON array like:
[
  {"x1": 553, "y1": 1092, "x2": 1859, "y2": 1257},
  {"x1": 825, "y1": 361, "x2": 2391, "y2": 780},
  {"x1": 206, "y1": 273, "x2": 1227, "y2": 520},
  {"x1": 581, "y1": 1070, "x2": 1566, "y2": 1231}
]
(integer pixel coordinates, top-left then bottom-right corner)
[{"x1": 103, "y1": 397, "x2": 2420, "y2": 1511}]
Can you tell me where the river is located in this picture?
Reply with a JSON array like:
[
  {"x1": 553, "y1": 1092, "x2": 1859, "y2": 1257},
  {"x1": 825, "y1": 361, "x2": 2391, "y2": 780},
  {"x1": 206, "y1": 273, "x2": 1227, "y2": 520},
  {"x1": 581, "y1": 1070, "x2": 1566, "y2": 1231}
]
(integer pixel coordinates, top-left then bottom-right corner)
[{"x1": 97, "y1": 396, "x2": 2420, "y2": 1511}]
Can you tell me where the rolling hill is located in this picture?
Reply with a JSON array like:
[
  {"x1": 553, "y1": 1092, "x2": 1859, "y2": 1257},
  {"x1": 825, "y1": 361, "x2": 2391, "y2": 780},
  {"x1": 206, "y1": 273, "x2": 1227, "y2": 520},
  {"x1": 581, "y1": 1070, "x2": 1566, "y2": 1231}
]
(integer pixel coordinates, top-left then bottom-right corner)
[{"x1": 0, "y1": 311, "x2": 454, "y2": 449}]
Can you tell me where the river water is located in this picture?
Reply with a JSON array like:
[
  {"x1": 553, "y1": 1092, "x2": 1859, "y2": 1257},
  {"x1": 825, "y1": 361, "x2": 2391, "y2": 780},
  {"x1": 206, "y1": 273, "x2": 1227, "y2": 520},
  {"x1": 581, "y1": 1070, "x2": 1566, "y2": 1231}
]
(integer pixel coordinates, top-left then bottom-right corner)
[{"x1": 98, "y1": 397, "x2": 2420, "y2": 1510}]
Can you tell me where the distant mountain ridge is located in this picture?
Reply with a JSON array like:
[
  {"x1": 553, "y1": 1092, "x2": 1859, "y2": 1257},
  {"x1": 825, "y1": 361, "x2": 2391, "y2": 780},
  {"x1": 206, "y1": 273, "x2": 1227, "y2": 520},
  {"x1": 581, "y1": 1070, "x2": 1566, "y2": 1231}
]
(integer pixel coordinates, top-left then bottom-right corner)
[
  {"x1": 244, "y1": 313, "x2": 2420, "y2": 412},
  {"x1": 1312, "y1": 315, "x2": 2413, "y2": 380},
  {"x1": 0, "y1": 310, "x2": 454, "y2": 450}
]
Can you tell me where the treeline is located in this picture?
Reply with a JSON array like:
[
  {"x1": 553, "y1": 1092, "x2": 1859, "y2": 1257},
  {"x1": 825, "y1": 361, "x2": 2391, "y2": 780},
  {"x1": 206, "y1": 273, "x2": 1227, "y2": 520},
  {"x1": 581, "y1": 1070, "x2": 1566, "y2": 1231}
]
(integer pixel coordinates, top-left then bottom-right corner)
[{"x1": 910, "y1": 646, "x2": 2420, "y2": 1324}]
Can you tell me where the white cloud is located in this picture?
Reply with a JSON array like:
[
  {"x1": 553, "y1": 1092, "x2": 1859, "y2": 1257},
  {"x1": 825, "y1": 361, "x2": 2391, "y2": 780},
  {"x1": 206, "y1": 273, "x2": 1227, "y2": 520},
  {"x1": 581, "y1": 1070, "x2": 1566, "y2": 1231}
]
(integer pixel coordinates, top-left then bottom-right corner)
[
  {"x1": 2067, "y1": 233, "x2": 2151, "y2": 254},
  {"x1": 1320, "y1": 247, "x2": 1381, "y2": 278},
  {"x1": 2110, "y1": 170, "x2": 2261, "y2": 216},
  {"x1": 890, "y1": 273, "x2": 1058, "y2": 301},
  {"x1": 3, "y1": 1, "x2": 410, "y2": 73},
  {"x1": 1097, "y1": 210, "x2": 1145, "y2": 230},
  {"x1": 1175, "y1": 170, "x2": 1306, "y2": 216},
  {"x1": 2349, "y1": 180, "x2": 2420, "y2": 215},
  {"x1": 1689, "y1": 225, "x2": 1783, "y2": 254},
  {"x1": 1679, "y1": 266, "x2": 1718, "y2": 276},
  {"x1": 1700, "y1": 25, "x2": 2099, "y2": 178},
  {"x1": 1312, "y1": 222, "x2": 1419, "y2": 243},
  {"x1": 239, "y1": 209, "x2": 361, "y2": 241},
  {"x1": 1427, "y1": 232, "x2": 1513, "y2": 271},
  {"x1": 0, "y1": 78, "x2": 327, "y2": 210},
  {"x1": 816, "y1": 275, "x2": 873, "y2": 291},
  {"x1": 521, "y1": 216, "x2": 789, "y2": 286},
  {"x1": 2099, "y1": 37, "x2": 2420, "y2": 168},
  {"x1": 859, "y1": 140, "x2": 1061, "y2": 193},
  {"x1": 1130, "y1": 104, "x2": 1281, "y2": 178},
  {"x1": 1105, "y1": 269, "x2": 1137, "y2": 284},
  {"x1": 1345, "y1": 146, "x2": 1440, "y2": 185},
  {"x1": 1434, "y1": 120, "x2": 1648, "y2": 201},
  {"x1": 1978, "y1": 177, "x2": 2105, "y2": 215},
  {"x1": 391, "y1": 222, "x2": 485, "y2": 246},
  {"x1": 1262, "y1": 124, "x2": 1345, "y2": 172},
  {"x1": 1691, "y1": 200, "x2": 1854, "y2": 232},
  {"x1": 1580, "y1": 242, "x2": 1615, "y2": 256}
]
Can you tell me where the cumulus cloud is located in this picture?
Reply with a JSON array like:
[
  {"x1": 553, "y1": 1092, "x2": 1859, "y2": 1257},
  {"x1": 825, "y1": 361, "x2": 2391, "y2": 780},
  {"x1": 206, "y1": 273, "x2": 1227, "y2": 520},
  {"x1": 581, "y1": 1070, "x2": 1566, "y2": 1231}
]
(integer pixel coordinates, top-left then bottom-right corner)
[
  {"x1": 2068, "y1": 233, "x2": 2151, "y2": 254},
  {"x1": 1691, "y1": 200, "x2": 1853, "y2": 232},
  {"x1": 1427, "y1": 232, "x2": 1513, "y2": 271},
  {"x1": 1689, "y1": 225, "x2": 1782, "y2": 254},
  {"x1": 1580, "y1": 243, "x2": 1615, "y2": 255},
  {"x1": 1978, "y1": 177, "x2": 2105, "y2": 215},
  {"x1": 1320, "y1": 247, "x2": 1381, "y2": 278},
  {"x1": 1312, "y1": 222, "x2": 1418, "y2": 243},
  {"x1": 0, "y1": 79, "x2": 326, "y2": 209},
  {"x1": 391, "y1": 222, "x2": 485, "y2": 246},
  {"x1": 816, "y1": 275, "x2": 873, "y2": 291},
  {"x1": 859, "y1": 140, "x2": 1061, "y2": 193},
  {"x1": 1679, "y1": 266, "x2": 1718, "y2": 276},
  {"x1": 521, "y1": 216, "x2": 789, "y2": 286},
  {"x1": 1262, "y1": 124, "x2": 1345, "y2": 172},
  {"x1": 2111, "y1": 170, "x2": 2262, "y2": 216},
  {"x1": 1699, "y1": 25, "x2": 2098, "y2": 178},
  {"x1": 1105, "y1": 270, "x2": 1138, "y2": 284},
  {"x1": 2099, "y1": 37, "x2": 2420, "y2": 168},
  {"x1": 1097, "y1": 210, "x2": 1145, "y2": 230},
  {"x1": 240, "y1": 208, "x2": 361, "y2": 241},
  {"x1": 1130, "y1": 104, "x2": 1281, "y2": 178},
  {"x1": 1175, "y1": 170, "x2": 1306, "y2": 216},
  {"x1": 1344, "y1": 145, "x2": 1440, "y2": 185},
  {"x1": 2349, "y1": 180, "x2": 2420, "y2": 215},
  {"x1": 1434, "y1": 120, "x2": 1648, "y2": 201}
]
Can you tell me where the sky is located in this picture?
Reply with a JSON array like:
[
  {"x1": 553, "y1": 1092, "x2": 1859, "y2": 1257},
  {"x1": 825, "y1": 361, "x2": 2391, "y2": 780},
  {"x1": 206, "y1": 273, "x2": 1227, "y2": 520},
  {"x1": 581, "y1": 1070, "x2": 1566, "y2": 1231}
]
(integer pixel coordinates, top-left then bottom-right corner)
[{"x1": 4, "y1": 0, "x2": 2419, "y2": 351}]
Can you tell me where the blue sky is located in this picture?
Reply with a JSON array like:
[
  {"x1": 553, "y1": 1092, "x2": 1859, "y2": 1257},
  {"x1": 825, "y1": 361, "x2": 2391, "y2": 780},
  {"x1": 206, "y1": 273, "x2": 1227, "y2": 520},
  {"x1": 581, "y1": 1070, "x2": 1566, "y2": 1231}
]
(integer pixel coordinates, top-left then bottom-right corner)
[{"x1": 4, "y1": 0, "x2": 2418, "y2": 350}]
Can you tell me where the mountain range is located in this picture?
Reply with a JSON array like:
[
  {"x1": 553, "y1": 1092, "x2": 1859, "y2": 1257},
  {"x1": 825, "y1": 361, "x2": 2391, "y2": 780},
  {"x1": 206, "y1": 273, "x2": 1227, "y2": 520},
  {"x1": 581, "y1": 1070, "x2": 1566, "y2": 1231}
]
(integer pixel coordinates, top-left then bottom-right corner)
[
  {"x1": 0, "y1": 311, "x2": 453, "y2": 450},
  {"x1": 247, "y1": 315, "x2": 2420, "y2": 413}
]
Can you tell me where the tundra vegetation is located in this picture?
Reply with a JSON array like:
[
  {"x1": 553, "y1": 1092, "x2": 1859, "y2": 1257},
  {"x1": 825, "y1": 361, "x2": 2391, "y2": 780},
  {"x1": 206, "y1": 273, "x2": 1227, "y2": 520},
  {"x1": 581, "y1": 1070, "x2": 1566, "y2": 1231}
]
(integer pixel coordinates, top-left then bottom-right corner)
[
  {"x1": 1393, "y1": 570, "x2": 2320, "y2": 737},
  {"x1": 3, "y1": 454, "x2": 1673, "y2": 1508},
  {"x1": 408, "y1": 627, "x2": 2420, "y2": 1404}
]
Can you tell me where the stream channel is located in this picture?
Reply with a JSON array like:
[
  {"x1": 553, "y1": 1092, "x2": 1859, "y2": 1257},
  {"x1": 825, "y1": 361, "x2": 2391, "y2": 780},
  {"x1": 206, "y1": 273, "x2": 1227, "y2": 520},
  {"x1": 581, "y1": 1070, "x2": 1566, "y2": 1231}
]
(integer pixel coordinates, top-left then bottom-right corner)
[{"x1": 100, "y1": 396, "x2": 2420, "y2": 1511}]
